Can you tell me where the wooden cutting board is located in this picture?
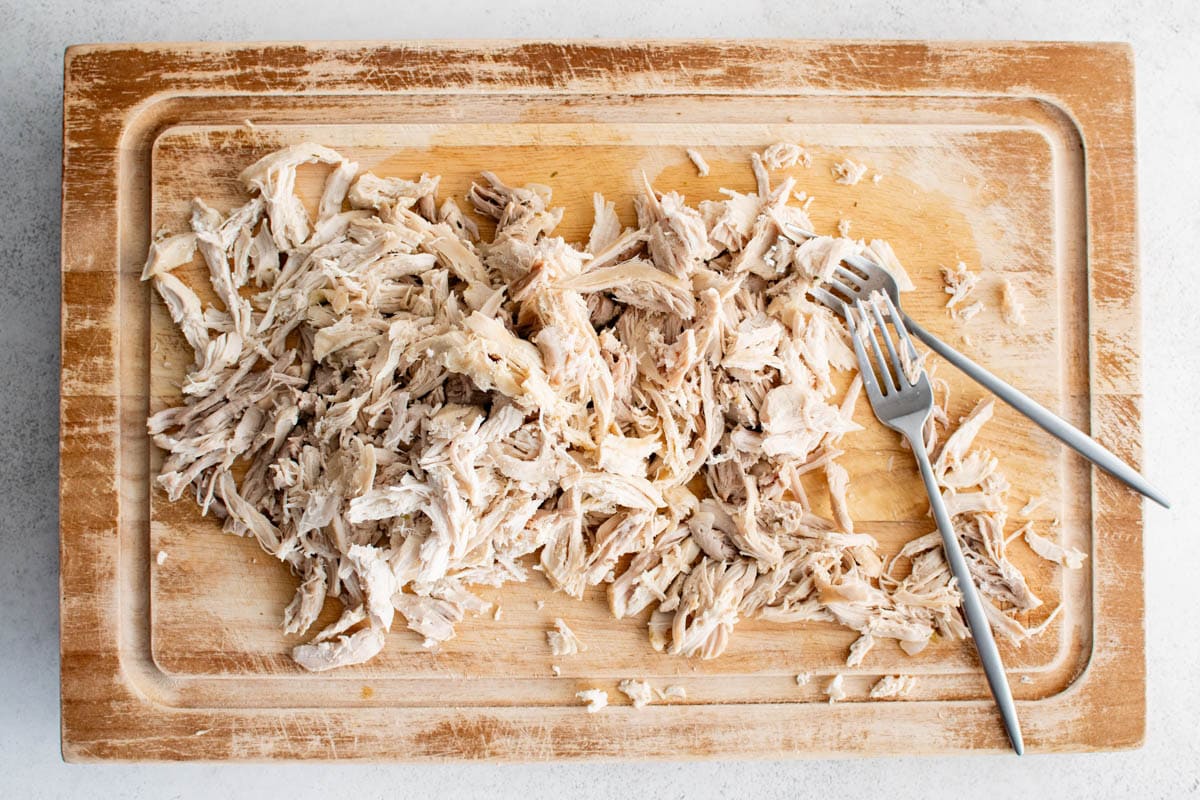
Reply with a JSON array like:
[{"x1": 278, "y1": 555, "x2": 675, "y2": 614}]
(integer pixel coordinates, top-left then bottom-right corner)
[{"x1": 60, "y1": 40, "x2": 1146, "y2": 761}]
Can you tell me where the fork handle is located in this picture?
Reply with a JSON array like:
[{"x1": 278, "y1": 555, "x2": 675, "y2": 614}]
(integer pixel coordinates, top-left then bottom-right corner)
[
  {"x1": 903, "y1": 314, "x2": 1169, "y2": 509},
  {"x1": 909, "y1": 434, "x2": 1025, "y2": 756}
]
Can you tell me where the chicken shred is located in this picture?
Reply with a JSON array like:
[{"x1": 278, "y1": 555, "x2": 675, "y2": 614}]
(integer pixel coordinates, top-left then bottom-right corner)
[
  {"x1": 999, "y1": 277, "x2": 1027, "y2": 327},
  {"x1": 825, "y1": 674, "x2": 847, "y2": 703},
  {"x1": 547, "y1": 618, "x2": 585, "y2": 656},
  {"x1": 686, "y1": 148, "x2": 710, "y2": 177},
  {"x1": 761, "y1": 142, "x2": 809, "y2": 170},
  {"x1": 576, "y1": 689, "x2": 608, "y2": 712},
  {"x1": 832, "y1": 159, "x2": 868, "y2": 185},
  {"x1": 869, "y1": 674, "x2": 917, "y2": 699},
  {"x1": 146, "y1": 142, "x2": 1067, "y2": 671},
  {"x1": 618, "y1": 679, "x2": 655, "y2": 708},
  {"x1": 942, "y1": 261, "x2": 981, "y2": 319}
]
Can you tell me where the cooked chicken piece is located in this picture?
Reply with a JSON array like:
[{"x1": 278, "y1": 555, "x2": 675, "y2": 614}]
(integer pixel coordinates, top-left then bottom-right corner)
[
  {"x1": 618, "y1": 679, "x2": 655, "y2": 708},
  {"x1": 846, "y1": 632, "x2": 874, "y2": 667},
  {"x1": 958, "y1": 300, "x2": 984, "y2": 323},
  {"x1": 941, "y1": 260, "x2": 981, "y2": 318},
  {"x1": 1023, "y1": 526, "x2": 1087, "y2": 569},
  {"x1": 795, "y1": 672, "x2": 812, "y2": 686},
  {"x1": 685, "y1": 148, "x2": 710, "y2": 177},
  {"x1": 825, "y1": 674, "x2": 847, "y2": 703},
  {"x1": 1020, "y1": 495, "x2": 1047, "y2": 516},
  {"x1": 657, "y1": 685, "x2": 687, "y2": 701},
  {"x1": 761, "y1": 142, "x2": 809, "y2": 170},
  {"x1": 999, "y1": 277, "x2": 1027, "y2": 327},
  {"x1": 547, "y1": 618, "x2": 585, "y2": 656},
  {"x1": 832, "y1": 159, "x2": 868, "y2": 185},
  {"x1": 869, "y1": 675, "x2": 917, "y2": 699},
  {"x1": 147, "y1": 142, "x2": 1063, "y2": 673},
  {"x1": 291, "y1": 626, "x2": 386, "y2": 672},
  {"x1": 141, "y1": 232, "x2": 198, "y2": 280},
  {"x1": 576, "y1": 689, "x2": 608, "y2": 713},
  {"x1": 560, "y1": 259, "x2": 697, "y2": 318}
]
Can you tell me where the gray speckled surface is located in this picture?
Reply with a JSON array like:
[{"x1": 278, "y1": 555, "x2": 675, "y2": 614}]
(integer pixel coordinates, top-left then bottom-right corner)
[{"x1": 4, "y1": 2, "x2": 1197, "y2": 797}]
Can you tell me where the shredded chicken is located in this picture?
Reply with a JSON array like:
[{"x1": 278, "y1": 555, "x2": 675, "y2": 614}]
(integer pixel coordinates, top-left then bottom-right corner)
[
  {"x1": 618, "y1": 679, "x2": 655, "y2": 708},
  {"x1": 1023, "y1": 526, "x2": 1087, "y2": 570},
  {"x1": 686, "y1": 148, "x2": 710, "y2": 177},
  {"x1": 1020, "y1": 495, "x2": 1046, "y2": 516},
  {"x1": 869, "y1": 675, "x2": 917, "y2": 699},
  {"x1": 999, "y1": 277, "x2": 1026, "y2": 327},
  {"x1": 942, "y1": 261, "x2": 980, "y2": 319},
  {"x1": 576, "y1": 689, "x2": 608, "y2": 712},
  {"x1": 658, "y1": 685, "x2": 687, "y2": 701},
  {"x1": 832, "y1": 159, "x2": 868, "y2": 186},
  {"x1": 837, "y1": 218, "x2": 851, "y2": 238},
  {"x1": 761, "y1": 142, "x2": 809, "y2": 170},
  {"x1": 825, "y1": 674, "x2": 847, "y2": 703},
  {"x1": 146, "y1": 143, "x2": 1066, "y2": 672},
  {"x1": 795, "y1": 672, "x2": 812, "y2": 686},
  {"x1": 547, "y1": 618, "x2": 584, "y2": 656}
]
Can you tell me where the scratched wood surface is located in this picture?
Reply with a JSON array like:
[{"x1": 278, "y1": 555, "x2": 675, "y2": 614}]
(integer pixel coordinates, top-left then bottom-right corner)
[{"x1": 61, "y1": 41, "x2": 1145, "y2": 761}]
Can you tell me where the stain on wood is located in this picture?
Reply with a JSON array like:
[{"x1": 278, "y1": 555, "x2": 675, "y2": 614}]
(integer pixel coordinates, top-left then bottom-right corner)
[{"x1": 61, "y1": 40, "x2": 1144, "y2": 761}]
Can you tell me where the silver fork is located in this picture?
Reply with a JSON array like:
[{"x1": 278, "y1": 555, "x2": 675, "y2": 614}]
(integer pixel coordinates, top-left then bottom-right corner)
[
  {"x1": 846, "y1": 292, "x2": 1024, "y2": 756},
  {"x1": 789, "y1": 225, "x2": 1168, "y2": 509}
]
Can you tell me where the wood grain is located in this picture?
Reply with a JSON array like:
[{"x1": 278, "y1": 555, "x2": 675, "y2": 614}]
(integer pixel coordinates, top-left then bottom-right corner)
[{"x1": 61, "y1": 40, "x2": 1144, "y2": 761}]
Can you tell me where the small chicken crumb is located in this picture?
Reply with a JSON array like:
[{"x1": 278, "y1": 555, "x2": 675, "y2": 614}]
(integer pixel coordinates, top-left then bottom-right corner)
[
  {"x1": 618, "y1": 679, "x2": 655, "y2": 708},
  {"x1": 243, "y1": 119, "x2": 256, "y2": 130},
  {"x1": 958, "y1": 300, "x2": 985, "y2": 323},
  {"x1": 832, "y1": 159, "x2": 868, "y2": 185},
  {"x1": 837, "y1": 218, "x2": 851, "y2": 238},
  {"x1": 576, "y1": 689, "x2": 608, "y2": 713},
  {"x1": 155, "y1": 550, "x2": 168, "y2": 566},
  {"x1": 795, "y1": 672, "x2": 812, "y2": 686},
  {"x1": 762, "y1": 142, "x2": 809, "y2": 170},
  {"x1": 547, "y1": 618, "x2": 584, "y2": 656},
  {"x1": 825, "y1": 674, "x2": 847, "y2": 703},
  {"x1": 869, "y1": 675, "x2": 917, "y2": 699},
  {"x1": 493, "y1": 606, "x2": 503, "y2": 621},
  {"x1": 1020, "y1": 495, "x2": 1047, "y2": 516},
  {"x1": 1024, "y1": 527, "x2": 1088, "y2": 570},
  {"x1": 999, "y1": 278, "x2": 1027, "y2": 327},
  {"x1": 551, "y1": 664, "x2": 561, "y2": 677},
  {"x1": 872, "y1": 173, "x2": 883, "y2": 184},
  {"x1": 658, "y1": 685, "x2": 687, "y2": 701},
  {"x1": 942, "y1": 261, "x2": 981, "y2": 319},
  {"x1": 535, "y1": 600, "x2": 545, "y2": 611},
  {"x1": 421, "y1": 637, "x2": 437, "y2": 649},
  {"x1": 686, "y1": 148, "x2": 710, "y2": 177},
  {"x1": 846, "y1": 633, "x2": 874, "y2": 667}
]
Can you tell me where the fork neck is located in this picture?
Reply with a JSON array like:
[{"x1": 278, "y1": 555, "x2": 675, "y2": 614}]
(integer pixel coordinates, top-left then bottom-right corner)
[{"x1": 890, "y1": 411, "x2": 931, "y2": 453}]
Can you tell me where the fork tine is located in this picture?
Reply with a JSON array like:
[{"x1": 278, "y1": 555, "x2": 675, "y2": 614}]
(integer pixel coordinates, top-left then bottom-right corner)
[
  {"x1": 810, "y1": 286, "x2": 845, "y2": 313},
  {"x1": 867, "y1": 296, "x2": 908, "y2": 387},
  {"x1": 832, "y1": 265, "x2": 863, "y2": 289},
  {"x1": 855, "y1": 298, "x2": 896, "y2": 395},
  {"x1": 845, "y1": 303, "x2": 884, "y2": 401},
  {"x1": 881, "y1": 292, "x2": 920, "y2": 363}
]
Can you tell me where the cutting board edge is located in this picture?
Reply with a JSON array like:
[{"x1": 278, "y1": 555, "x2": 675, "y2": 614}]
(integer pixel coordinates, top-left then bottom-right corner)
[{"x1": 60, "y1": 39, "x2": 1143, "y2": 761}]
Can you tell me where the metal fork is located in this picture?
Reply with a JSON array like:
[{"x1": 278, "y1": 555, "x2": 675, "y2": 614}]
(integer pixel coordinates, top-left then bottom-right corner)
[
  {"x1": 846, "y1": 293, "x2": 1024, "y2": 756},
  {"x1": 789, "y1": 225, "x2": 1168, "y2": 509}
]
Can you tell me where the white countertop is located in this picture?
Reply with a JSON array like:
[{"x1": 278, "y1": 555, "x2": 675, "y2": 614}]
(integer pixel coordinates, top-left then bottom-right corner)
[{"x1": 3, "y1": 1, "x2": 1197, "y2": 797}]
